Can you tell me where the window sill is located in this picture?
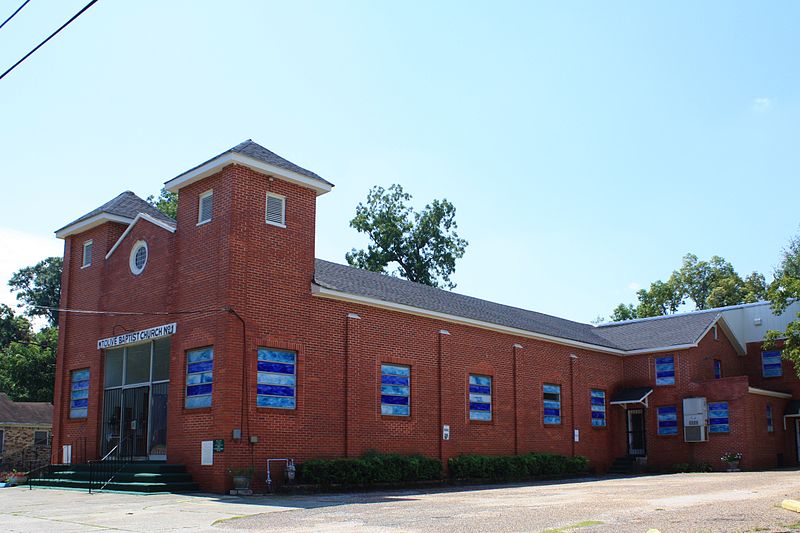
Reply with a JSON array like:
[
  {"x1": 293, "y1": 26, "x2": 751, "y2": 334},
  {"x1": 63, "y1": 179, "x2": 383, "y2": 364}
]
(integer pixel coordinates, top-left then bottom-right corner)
[
  {"x1": 81, "y1": 264, "x2": 91, "y2": 269},
  {"x1": 196, "y1": 220, "x2": 212, "y2": 227},
  {"x1": 266, "y1": 221, "x2": 286, "y2": 229}
]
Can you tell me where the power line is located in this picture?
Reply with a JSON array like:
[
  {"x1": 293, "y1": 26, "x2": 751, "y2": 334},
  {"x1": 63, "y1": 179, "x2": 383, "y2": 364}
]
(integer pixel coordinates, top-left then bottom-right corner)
[
  {"x1": 0, "y1": 0, "x2": 30, "y2": 31},
  {"x1": 0, "y1": 0, "x2": 98, "y2": 81},
  {"x1": 32, "y1": 305, "x2": 226, "y2": 317}
]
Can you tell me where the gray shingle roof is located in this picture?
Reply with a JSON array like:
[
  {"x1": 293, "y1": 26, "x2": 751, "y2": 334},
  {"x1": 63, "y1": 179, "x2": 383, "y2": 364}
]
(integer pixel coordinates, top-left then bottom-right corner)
[
  {"x1": 56, "y1": 191, "x2": 176, "y2": 234},
  {"x1": 313, "y1": 259, "x2": 721, "y2": 353},
  {"x1": 593, "y1": 311, "x2": 719, "y2": 351},
  {"x1": 173, "y1": 140, "x2": 332, "y2": 187},
  {"x1": 0, "y1": 393, "x2": 52, "y2": 425}
]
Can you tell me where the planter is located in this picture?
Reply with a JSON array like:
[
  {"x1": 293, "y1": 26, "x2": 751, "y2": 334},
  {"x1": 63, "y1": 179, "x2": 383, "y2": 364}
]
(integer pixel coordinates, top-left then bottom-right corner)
[
  {"x1": 232, "y1": 475, "x2": 251, "y2": 490},
  {"x1": 7, "y1": 475, "x2": 27, "y2": 485},
  {"x1": 725, "y1": 461, "x2": 740, "y2": 472}
]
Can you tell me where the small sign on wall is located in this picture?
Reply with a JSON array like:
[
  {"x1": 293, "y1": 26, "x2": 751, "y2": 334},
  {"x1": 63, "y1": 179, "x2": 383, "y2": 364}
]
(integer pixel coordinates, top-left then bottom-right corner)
[
  {"x1": 213, "y1": 439, "x2": 224, "y2": 452},
  {"x1": 442, "y1": 424, "x2": 450, "y2": 441},
  {"x1": 201, "y1": 440, "x2": 214, "y2": 465},
  {"x1": 574, "y1": 429, "x2": 580, "y2": 442}
]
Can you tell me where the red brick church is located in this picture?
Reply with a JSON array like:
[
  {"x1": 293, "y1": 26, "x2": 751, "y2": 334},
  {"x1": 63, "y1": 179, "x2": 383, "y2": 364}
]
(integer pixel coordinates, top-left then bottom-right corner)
[{"x1": 49, "y1": 140, "x2": 800, "y2": 492}]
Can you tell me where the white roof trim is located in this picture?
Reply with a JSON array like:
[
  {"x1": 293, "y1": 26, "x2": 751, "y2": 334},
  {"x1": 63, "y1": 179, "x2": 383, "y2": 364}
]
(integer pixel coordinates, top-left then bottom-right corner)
[
  {"x1": 748, "y1": 387, "x2": 792, "y2": 399},
  {"x1": 105, "y1": 213, "x2": 176, "y2": 260},
  {"x1": 164, "y1": 152, "x2": 333, "y2": 196},
  {"x1": 312, "y1": 284, "x2": 711, "y2": 356},
  {"x1": 695, "y1": 314, "x2": 746, "y2": 355},
  {"x1": 55, "y1": 213, "x2": 134, "y2": 239}
]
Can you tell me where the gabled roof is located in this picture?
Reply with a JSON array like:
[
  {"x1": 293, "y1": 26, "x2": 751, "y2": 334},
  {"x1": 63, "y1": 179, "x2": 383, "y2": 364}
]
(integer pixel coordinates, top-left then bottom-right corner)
[
  {"x1": 165, "y1": 140, "x2": 333, "y2": 195},
  {"x1": 312, "y1": 259, "x2": 738, "y2": 355},
  {"x1": 0, "y1": 393, "x2": 52, "y2": 425},
  {"x1": 105, "y1": 212, "x2": 176, "y2": 260},
  {"x1": 593, "y1": 311, "x2": 720, "y2": 351},
  {"x1": 55, "y1": 191, "x2": 175, "y2": 238}
]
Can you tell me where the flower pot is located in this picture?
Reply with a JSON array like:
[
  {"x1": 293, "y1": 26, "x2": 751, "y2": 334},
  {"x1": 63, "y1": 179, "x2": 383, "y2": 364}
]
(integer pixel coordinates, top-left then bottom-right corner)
[
  {"x1": 232, "y1": 475, "x2": 251, "y2": 490},
  {"x1": 725, "y1": 461, "x2": 740, "y2": 472},
  {"x1": 8, "y1": 475, "x2": 27, "y2": 485}
]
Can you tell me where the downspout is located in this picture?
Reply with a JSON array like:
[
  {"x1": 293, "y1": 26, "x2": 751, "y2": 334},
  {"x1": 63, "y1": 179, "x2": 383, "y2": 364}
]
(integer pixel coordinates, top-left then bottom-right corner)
[
  {"x1": 513, "y1": 343, "x2": 523, "y2": 455},
  {"x1": 570, "y1": 353, "x2": 577, "y2": 457},
  {"x1": 438, "y1": 330, "x2": 449, "y2": 464},
  {"x1": 225, "y1": 307, "x2": 249, "y2": 440}
]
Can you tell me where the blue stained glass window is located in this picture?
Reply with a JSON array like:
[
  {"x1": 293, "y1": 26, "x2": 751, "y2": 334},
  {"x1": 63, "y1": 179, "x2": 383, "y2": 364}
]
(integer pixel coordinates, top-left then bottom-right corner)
[
  {"x1": 655, "y1": 356, "x2": 675, "y2": 386},
  {"x1": 762, "y1": 351, "x2": 782, "y2": 378},
  {"x1": 381, "y1": 364, "x2": 410, "y2": 416},
  {"x1": 543, "y1": 384, "x2": 561, "y2": 425},
  {"x1": 708, "y1": 402, "x2": 729, "y2": 433},
  {"x1": 469, "y1": 375, "x2": 492, "y2": 421},
  {"x1": 257, "y1": 348, "x2": 296, "y2": 409},
  {"x1": 767, "y1": 404, "x2": 774, "y2": 433},
  {"x1": 657, "y1": 406, "x2": 678, "y2": 435},
  {"x1": 70, "y1": 369, "x2": 89, "y2": 418},
  {"x1": 186, "y1": 347, "x2": 213, "y2": 409},
  {"x1": 713, "y1": 359, "x2": 722, "y2": 379},
  {"x1": 590, "y1": 389, "x2": 606, "y2": 427}
]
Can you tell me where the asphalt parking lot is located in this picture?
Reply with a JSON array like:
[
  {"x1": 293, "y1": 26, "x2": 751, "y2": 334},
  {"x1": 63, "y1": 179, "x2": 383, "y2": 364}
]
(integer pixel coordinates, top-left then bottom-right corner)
[{"x1": 4, "y1": 470, "x2": 800, "y2": 532}]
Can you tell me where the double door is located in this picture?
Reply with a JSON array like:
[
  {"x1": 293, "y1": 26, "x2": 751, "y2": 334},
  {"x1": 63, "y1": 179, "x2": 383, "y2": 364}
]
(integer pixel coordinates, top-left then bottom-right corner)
[{"x1": 101, "y1": 382, "x2": 168, "y2": 459}]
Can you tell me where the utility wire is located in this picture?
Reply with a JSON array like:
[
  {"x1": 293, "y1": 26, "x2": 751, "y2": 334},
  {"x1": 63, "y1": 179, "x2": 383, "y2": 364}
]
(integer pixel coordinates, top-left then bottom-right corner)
[
  {"x1": 0, "y1": 0, "x2": 30, "y2": 31},
  {"x1": 0, "y1": 0, "x2": 98, "y2": 81},
  {"x1": 32, "y1": 305, "x2": 226, "y2": 317}
]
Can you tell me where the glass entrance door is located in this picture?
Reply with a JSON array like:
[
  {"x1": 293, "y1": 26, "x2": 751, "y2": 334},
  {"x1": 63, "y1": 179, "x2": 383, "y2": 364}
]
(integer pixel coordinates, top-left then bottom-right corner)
[
  {"x1": 122, "y1": 386, "x2": 150, "y2": 457},
  {"x1": 101, "y1": 337, "x2": 170, "y2": 460},
  {"x1": 627, "y1": 408, "x2": 646, "y2": 456}
]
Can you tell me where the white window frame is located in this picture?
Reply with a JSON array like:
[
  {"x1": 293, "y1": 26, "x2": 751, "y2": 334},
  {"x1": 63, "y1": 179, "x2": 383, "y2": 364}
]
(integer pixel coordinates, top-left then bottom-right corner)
[
  {"x1": 129, "y1": 240, "x2": 148, "y2": 276},
  {"x1": 197, "y1": 189, "x2": 213, "y2": 226},
  {"x1": 82, "y1": 240, "x2": 93, "y2": 268},
  {"x1": 265, "y1": 192, "x2": 286, "y2": 228}
]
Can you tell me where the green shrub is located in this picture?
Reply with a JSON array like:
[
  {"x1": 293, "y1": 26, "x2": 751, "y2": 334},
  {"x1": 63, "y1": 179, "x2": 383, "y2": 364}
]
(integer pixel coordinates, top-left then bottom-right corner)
[
  {"x1": 448, "y1": 453, "x2": 589, "y2": 481},
  {"x1": 299, "y1": 452, "x2": 442, "y2": 486}
]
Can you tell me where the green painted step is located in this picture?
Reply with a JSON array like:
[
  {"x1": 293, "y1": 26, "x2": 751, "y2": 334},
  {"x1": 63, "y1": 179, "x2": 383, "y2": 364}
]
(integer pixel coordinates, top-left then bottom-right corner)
[{"x1": 29, "y1": 462, "x2": 199, "y2": 493}]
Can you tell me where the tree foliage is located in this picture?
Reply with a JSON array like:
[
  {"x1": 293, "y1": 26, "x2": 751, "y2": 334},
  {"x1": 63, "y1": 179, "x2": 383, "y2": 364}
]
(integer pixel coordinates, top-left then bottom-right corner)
[
  {"x1": 8, "y1": 257, "x2": 63, "y2": 327},
  {"x1": 764, "y1": 233, "x2": 800, "y2": 377},
  {"x1": 0, "y1": 304, "x2": 31, "y2": 347},
  {"x1": 346, "y1": 184, "x2": 468, "y2": 289},
  {"x1": 608, "y1": 253, "x2": 768, "y2": 321},
  {"x1": 146, "y1": 187, "x2": 178, "y2": 219},
  {"x1": 0, "y1": 326, "x2": 57, "y2": 402}
]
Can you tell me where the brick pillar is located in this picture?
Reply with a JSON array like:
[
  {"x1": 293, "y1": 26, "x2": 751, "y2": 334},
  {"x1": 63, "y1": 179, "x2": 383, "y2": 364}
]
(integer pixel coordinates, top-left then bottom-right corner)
[{"x1": 345, "y1": 313, "x2": 361, "y2": 457}]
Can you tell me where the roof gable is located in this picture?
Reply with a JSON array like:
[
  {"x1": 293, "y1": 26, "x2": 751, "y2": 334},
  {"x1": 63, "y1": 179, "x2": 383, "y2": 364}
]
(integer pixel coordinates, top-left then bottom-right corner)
[
  {"x1": 105, "y1": 212, "x2": 176, "y2": 260},
  {"x1": 164, "y1": 140, "x2": 333, "y2": 195},
  {"x1": 55, "y1": 191, "x2": 175, "y2": 239}
]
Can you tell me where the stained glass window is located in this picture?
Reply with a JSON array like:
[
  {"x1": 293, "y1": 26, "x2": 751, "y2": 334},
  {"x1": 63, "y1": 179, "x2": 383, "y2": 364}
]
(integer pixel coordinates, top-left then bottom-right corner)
[
  {"x1": 469, "y1": 375, "x2": 492, "y2": 421},
  {"x1": 708, "y1": 402, "x2": 729, "y2": 433},
  {"x1": 70, "y1": 369, "x2": 90, "y2": 418},
  {"x1": 591, "y1": 389, "x2": 606, "y2": 427},
  {"x1": 381, "y1": 364, "x2": 410, "y2": 416},
  {"x1": 762, "y1": 351, "x2": 782, "y2": 378},
  {"x1": 767, "y1": 404, "x2": 774, "y2": 433},
  {"x1": 655, "y1": 356, "x2": 675, "y2": 386},
  {"x1": 186, "y1": 347, "x2": 213, "y2": 409},
  {"x1": 257, "y1": 348, "x2": 296, "y2": 409},
  {"x1": 657, "y1": 405, "x2": 678, "y2": 435},
  {"x1": 544, "y1": 384, "x2": 561, "y2": 425}
]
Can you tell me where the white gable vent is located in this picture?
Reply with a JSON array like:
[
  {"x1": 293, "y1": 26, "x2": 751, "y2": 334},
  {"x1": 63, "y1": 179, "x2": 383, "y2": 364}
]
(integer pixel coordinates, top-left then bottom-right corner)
[{"x1": 266, "y1": 193, "x2": 286, "y2": 227}]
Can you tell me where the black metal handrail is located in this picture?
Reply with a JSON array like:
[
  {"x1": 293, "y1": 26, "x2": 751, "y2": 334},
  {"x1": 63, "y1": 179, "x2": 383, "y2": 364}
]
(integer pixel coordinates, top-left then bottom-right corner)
[{"x1": 88, "y1": 435, "x2": 135, "y2": 493}]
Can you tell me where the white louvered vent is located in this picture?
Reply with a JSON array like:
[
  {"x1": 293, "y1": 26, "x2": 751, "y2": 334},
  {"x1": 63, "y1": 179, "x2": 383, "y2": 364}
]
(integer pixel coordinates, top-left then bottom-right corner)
[
  {"x1": 198, "y1": 190, "x2": 213, "y2": 224},
  {"x1": 266, "y1": 193, "x2": 286, "y2": 227}
]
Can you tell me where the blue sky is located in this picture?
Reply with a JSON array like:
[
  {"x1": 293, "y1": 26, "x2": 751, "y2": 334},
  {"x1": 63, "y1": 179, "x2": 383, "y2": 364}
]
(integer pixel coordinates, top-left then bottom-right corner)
[{"x1": 0, "y1": 1, "x2": 797, "y2": 323}]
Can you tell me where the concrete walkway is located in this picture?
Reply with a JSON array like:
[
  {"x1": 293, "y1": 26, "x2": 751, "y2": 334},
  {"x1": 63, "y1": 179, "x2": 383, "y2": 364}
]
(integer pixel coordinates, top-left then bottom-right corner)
[{"x1": 3, "y1": 470, "x2": 800, "y2": 532}]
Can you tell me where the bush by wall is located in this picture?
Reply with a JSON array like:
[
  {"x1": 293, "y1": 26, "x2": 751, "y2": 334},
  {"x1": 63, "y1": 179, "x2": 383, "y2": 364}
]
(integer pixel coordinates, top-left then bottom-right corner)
[
  {"x1": 299, "y1": 452, "x2": 442, "y2": 486},
  {"x1": 669, "y1": 462, "x2": 712, "y2": 473},
  {"x1": 448, "y1": 453, "x2": 589, "y2": 481}
]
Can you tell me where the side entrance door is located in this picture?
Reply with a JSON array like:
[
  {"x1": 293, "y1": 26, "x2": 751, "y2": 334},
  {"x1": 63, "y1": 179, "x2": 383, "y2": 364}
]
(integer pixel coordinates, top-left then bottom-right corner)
[{"x1": 627, "y1": 408, "x2": 647, "y2": 457}]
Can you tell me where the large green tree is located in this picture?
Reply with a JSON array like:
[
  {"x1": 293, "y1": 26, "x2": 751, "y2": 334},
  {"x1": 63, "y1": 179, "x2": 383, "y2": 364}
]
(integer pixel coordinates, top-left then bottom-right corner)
[
  {"x1": 0, "y1": 304, "x2": 31, "y2": 347},
  {"x1": 346, "y1": 184, "x2": 468, "y2": 289},
  {"x1": 146, "y1": 187, "x2": 178, "y2": 219},
  {"x1": 607, "y1": 253, "x2": 767, "y2": 321},
  {"x1": 8, "y1": 257, "x2": 63, "y2": 327},
  {"x1": 0, "y1": 326, "x2": 57, "y2": 402},
  {"x1": 764, "y1": 233, "x2": 800, "y2": 377}
]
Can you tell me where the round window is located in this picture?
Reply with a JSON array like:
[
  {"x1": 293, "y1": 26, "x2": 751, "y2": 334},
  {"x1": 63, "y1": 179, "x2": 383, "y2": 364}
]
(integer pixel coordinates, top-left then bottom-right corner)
[{"x1": 129, "y1": 241, "x2": 148, "y2": 275}]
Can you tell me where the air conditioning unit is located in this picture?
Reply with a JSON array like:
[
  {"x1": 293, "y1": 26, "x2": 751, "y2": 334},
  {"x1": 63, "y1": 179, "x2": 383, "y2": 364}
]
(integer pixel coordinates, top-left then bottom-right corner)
[{"x1": 683, "y1": 397, "x2": 708, "y2": 442}]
